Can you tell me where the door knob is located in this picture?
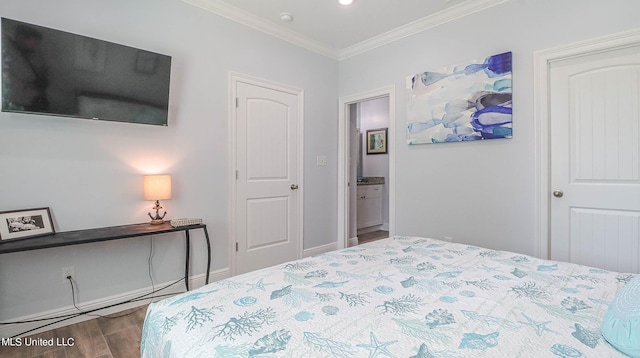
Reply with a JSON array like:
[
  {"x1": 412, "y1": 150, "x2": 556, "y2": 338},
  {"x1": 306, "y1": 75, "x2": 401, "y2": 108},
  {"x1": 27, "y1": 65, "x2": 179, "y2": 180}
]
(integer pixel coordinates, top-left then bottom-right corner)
[
  {"x1": 291, "y1": 184, "x2": 299, "y2": 190},
  {"x1": 552, "y1": 190, "x2": 564, "y2": 198}
]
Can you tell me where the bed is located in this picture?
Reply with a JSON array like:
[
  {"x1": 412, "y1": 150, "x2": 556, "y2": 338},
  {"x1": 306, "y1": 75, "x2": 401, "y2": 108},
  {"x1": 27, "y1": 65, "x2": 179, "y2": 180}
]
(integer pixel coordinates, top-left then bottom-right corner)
[{"x1": 141, "y1": 236, "x2": 635, "y2": 357}]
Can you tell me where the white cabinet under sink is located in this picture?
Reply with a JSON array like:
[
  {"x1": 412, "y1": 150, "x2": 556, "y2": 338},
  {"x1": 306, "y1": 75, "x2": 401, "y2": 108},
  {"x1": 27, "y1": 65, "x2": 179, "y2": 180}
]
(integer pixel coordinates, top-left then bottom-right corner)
[{"x1": 357, "y1": 184, "x2": 383, "y2": 229}]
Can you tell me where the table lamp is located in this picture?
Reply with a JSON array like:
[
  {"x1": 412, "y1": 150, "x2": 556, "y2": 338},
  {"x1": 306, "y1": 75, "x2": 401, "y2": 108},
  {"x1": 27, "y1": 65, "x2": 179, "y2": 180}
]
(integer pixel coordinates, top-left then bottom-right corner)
[{"x1": 144, "y1": 174, "x2": 171, "y2": 225}]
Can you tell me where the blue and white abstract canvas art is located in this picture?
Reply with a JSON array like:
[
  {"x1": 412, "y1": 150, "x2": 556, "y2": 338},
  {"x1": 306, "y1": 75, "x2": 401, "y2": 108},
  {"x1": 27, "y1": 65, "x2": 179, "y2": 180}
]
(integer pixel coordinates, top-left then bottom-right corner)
[{"x1": 406, "y1": 51, "x2": 512, "y2": 144}]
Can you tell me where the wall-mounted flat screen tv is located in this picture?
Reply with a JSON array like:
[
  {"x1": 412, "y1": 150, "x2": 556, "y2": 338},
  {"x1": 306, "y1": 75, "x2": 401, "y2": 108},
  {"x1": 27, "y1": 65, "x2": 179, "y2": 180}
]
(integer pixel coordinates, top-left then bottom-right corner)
[{"x1": 1, "y1": 18, "x2": 171, "y2": 126}]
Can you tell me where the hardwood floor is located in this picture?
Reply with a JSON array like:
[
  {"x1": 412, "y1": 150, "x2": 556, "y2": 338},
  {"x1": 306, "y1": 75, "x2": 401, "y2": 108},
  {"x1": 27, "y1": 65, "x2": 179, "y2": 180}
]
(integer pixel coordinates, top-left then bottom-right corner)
[
  {"x1": 358, "y1": 230, "x2": 389, "y2": 244},
  {"x1": 0, "y1": 306, "x2": 147, "y2": 358}
]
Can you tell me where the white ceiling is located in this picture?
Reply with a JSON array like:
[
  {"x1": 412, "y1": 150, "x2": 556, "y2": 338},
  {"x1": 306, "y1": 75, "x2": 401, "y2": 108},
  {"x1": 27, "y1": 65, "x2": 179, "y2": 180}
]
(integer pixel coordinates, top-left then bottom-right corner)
[{"x1": 183, "y1": 0, "x2": 510, "y2": 60}]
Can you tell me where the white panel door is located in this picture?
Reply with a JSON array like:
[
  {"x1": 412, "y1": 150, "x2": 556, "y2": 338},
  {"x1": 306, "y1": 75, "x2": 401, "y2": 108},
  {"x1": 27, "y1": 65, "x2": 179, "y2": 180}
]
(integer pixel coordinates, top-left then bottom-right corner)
[
  {"x1": 236, "y1": 81, "x2": 300, "y2": 274},
  {"x1": 550, "y1": 45, "x2": 640, "y2": 273}
]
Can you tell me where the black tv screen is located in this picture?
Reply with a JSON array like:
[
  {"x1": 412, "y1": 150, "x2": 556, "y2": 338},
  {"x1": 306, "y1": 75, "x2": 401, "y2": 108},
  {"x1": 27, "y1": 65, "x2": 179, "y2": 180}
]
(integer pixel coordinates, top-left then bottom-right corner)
[{"x1": 1, "y1": 18, "x2": 171, "y2": 126}]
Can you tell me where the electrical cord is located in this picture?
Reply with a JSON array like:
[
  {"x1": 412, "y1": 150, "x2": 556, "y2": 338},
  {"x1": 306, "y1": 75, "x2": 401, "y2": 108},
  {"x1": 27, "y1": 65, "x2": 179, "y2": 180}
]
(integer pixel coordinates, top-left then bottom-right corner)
[
  {"x1": 4, "y1": 237, "x2": 181, "y2": 337},
  {"x1": 67, "y1": 237, "x2": 158, "y2": 320},
  {"x1": 147, "y1": 235, "x2": 155, "y2": 304},
  {"x1": 67, "y1": 277, "x2": 139, "y2": 319},
  {"x1": 1, "y1": 279, "x2": 182, "y2": 325},
  {"x1": 7, "y1": 279, "x2": 183, "y2": 338}
]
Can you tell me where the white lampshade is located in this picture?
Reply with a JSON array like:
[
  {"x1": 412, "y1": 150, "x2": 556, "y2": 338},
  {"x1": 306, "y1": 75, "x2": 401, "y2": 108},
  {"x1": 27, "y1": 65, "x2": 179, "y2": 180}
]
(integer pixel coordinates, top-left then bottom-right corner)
[{"x1": 144, "y1": 175, "x2": 172, "y2": 200}]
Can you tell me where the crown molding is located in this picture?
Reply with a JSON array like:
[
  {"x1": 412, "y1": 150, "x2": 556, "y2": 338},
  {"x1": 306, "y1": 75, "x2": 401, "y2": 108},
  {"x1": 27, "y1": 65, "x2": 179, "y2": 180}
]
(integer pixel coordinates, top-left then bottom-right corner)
[
  {"x1": 182, "y1": 0, "x2": 511, "y2": 61},
  {"x1": 338, "y1": 0, "x2": 512, "y2": 60},
  {"x1": 182, "y1": 0, "x2": 340, "y2": 59}
]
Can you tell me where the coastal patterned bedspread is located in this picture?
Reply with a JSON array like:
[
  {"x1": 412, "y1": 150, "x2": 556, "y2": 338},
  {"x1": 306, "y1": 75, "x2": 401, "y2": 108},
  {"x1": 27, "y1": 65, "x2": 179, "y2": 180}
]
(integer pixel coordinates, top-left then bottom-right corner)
[{"x1": 141, "y1": 236, "x2": 634, "y2": 357}]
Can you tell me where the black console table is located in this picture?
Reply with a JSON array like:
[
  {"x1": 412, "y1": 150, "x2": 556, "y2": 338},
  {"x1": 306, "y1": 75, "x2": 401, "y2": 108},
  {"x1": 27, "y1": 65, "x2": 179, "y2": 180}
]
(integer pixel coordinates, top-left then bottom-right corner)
[{"x1": 0, "y1": 222, "x2": 211, "y2": 291}]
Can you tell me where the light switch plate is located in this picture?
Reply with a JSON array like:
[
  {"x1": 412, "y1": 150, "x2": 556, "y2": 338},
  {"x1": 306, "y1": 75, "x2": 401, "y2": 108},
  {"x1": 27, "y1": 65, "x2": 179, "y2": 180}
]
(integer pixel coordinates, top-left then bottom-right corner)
[{"x1": 316, "y1": 156, "x2": 327, "y2": 166}]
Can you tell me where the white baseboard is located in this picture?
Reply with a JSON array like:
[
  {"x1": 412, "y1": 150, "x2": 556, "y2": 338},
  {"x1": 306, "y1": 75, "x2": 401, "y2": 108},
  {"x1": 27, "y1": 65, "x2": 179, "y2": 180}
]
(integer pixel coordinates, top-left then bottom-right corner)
[
  {"x1": 348, "y1": 236, "x2": 359, "y2": 247},
  {"x1": 303, "y1": 242, "x2": 338, "y2": 257},
  {"x1": 0, "y1": 268, "x2": 231, "y2": 338},
  {"x1": 357, "y1": 225, "x2": 384, "y2": 235}
]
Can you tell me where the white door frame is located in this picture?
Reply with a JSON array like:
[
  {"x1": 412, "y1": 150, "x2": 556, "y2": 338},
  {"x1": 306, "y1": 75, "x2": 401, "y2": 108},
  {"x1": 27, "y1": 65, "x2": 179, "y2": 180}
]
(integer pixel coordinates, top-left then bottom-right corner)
[
  {"x1": 228, "y1": 71, "x2": 305, "y2": 275},
  {"x1": 533, "y1": 29, "x2": 640, "y2": 259},
  {"x1": 338, "y1": 85, "x2": 396, "y2": 249}
]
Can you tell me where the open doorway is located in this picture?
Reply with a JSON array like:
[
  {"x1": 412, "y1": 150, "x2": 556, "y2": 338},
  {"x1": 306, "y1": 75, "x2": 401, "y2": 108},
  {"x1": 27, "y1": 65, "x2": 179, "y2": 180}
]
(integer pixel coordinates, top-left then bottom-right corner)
[
  {"x1": 338, "y1": 86, "x2": 396, "y2": 249},
  {"x1": 349, "y1": 98, "x2": 390, "y2": 245}
]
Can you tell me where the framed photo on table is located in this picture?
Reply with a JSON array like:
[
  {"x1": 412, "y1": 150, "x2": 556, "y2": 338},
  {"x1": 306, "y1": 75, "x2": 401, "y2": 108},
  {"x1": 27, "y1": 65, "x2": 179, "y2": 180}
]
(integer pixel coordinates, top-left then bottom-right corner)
[
  {"x1": 0, "y1": 207, "x2": 55, "y2": 241},
  {"x1": 366, "y1": 128, "x2": 388, "y2": 154}
]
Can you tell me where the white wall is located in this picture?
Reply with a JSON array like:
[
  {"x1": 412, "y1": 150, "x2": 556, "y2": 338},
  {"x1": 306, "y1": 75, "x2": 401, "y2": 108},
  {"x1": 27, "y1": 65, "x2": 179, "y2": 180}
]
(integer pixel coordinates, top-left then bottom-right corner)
[
  {"x1": 358, "y1": 98, "x2": 390, "y2": 227},
  {"x1": 0, "y1": 0, "x2": 338, "y2": 323},
  {"x1": 4, "y1": 0, "x2": 639, "y2": 331},
  {"x1": 339, "y1": 0, "x2": 640, "y2": 255}
]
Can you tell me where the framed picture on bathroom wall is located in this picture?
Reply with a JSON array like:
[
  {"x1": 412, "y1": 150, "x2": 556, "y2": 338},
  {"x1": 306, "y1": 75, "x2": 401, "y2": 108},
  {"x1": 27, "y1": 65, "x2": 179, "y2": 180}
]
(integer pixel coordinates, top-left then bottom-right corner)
[{"x1": 366, "y1": 128, "x2": 388, "y2": 154}]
